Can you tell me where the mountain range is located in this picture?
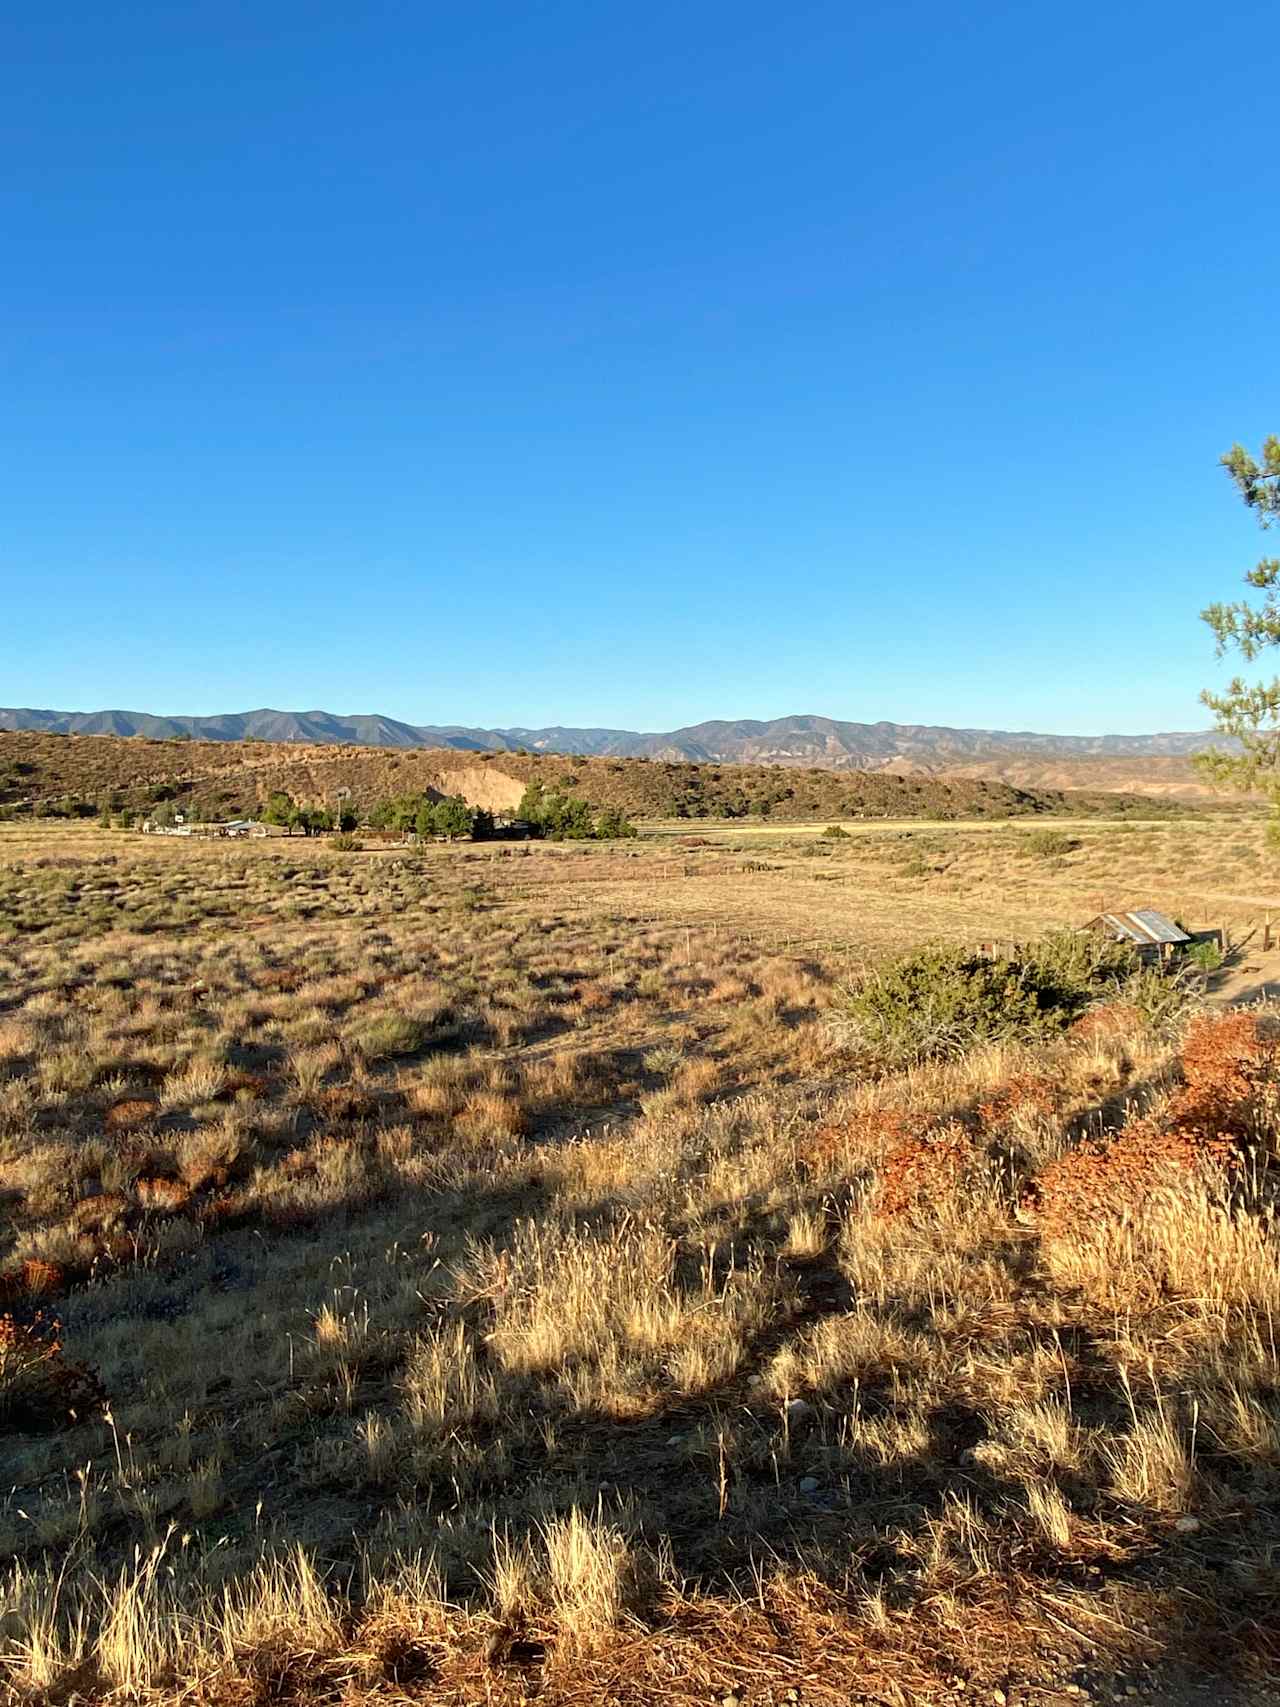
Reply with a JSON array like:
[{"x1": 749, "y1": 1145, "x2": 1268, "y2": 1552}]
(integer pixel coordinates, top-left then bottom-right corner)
[{"x1": 0, "y1": 707, "x2": 1217, "y2": 770}]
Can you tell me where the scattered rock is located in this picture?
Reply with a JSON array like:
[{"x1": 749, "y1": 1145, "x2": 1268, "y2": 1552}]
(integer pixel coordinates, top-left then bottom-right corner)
[
  {"x1": 722, "y1": 1693, "x2": 741, "y2": 1707},
  {"x1": 784, "y1": 1398, "x2": 813, "y2": 1423},
  {"x1": 798, "y1": 1475, "x2": 820, "y2": 1493},
  {"x1": 1174, "y1": 1514, "x2": 1201, "y2": 1534},
  {"x1": 993, "y1": 1691, "x2": 1007, "y2": 1705}
]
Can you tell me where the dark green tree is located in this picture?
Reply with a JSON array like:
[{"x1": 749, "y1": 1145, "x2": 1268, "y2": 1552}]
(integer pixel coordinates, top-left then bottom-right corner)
[
  {"x1": 595, "y1": 807, "x2": 637, "y2": 840},
  {"x1": 263, "y1": 790, "x2": 296, "y2": 832},
  {"x1": 1199, "y1": 437, "x2": 1280, "y2": 825},
  {"x1": 433, "y1": 796, "x2": 474, "y2": 840}
]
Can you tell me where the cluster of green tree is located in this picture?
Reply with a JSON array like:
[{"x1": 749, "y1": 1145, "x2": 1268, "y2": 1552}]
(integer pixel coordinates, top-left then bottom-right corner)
[
  {"x1": 262, "y1": 792, "x2": 348, "y2": 833},
  {"x1": 366, "y1": 793, "x2": 487, "y2": 839},
  {"x1": 262, "y1": 792, "x2": 350, "y2": 836},
  {"x1": 516, "y1": 782, "x2": 637, "y2": 840},
  {"x1": 30, "y1": 795, "x2": 99, "y2": 820}
]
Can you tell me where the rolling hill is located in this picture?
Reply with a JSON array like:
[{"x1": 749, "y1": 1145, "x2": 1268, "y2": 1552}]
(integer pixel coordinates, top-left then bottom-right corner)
[{"x1": 0, "y1": 728, "x2": 1207, "y2": 824}]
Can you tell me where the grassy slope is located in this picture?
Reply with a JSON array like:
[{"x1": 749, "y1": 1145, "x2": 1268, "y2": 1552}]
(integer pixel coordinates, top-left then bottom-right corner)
[{"x1": 0, "y1": 729, "x2": 1204, "y2": 825}]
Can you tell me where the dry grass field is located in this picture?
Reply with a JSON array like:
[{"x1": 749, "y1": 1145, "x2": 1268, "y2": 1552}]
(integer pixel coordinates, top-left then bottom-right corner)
[{"x1": 3, "y1": 819, "x2": 1280, "y2": 1705}]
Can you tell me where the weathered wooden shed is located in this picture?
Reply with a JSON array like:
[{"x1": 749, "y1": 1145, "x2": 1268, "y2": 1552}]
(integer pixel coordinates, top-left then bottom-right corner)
[{"x1": 1083, "y1": 908, "x2": 1190, "y2": 961}]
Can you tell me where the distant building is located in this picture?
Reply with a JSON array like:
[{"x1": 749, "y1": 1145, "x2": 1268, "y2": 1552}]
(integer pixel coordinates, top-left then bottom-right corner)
[
  {"x1": 141, "y1": 817, "x2": 267, "y2": 838},
  {"x1": 1083, "y1": 908, "x2": 1190, "y2": 961}
]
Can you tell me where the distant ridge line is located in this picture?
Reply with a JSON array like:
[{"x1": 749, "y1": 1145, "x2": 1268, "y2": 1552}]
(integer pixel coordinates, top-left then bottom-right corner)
[{"x1": 0, "y1": 706, "x2": 1218, "y2": 769}]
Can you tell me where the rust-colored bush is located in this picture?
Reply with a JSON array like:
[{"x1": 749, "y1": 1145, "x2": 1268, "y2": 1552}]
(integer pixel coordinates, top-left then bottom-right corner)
[
  {"x1": 1026, "y1": 1012, "x2": 1267, "y2": 1239},
  {"x1": 135, "y1": 1176, "x2": 191, "y2": 1213},
  {"x1": 71, "y1": 1192, "x2": 131, "y2": 1227},
  {"x1": 0, "y1": 1312, "x2": 106, "y2": 1431},
  {"x1": 315, "y1": 1085, "x2": 383, "y2": 1123},
  {"x1": 217, "y1": 1070, "x2": 272, "y2": 1101},
  {"x1": 20, "y1": 1258, "x2": 65, "y2": 1296},
  {"x1": 257, "y1": 967, "x2": 301, "y2": 991},
  {"x1": 0, "y1": 1260, "x2": 70, "y2": 1305},
  {"x1": 977, "y1": 1074, "x2": 1059, "y2": 1131},
  {"x1": 802, "y1": 1107, "x2": 909, "y2": 1173},
  {"x1": 104, "y1": 1097, "x2": 158, "y2": 1133},
  {"x1": 876, "y1": 1121, "x2": 976, "y2": 1220},
  {"x1": 1181, "y1": 1011, "x2": 1279, "y2": 1101},
  {"x1": 1025, "y1": 1117, "x2": 1231, "y2": 1239}
]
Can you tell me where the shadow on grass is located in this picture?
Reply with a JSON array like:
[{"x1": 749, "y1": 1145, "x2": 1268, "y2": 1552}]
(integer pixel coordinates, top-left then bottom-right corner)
[{"x1": 12, "y1": 1062, "x2": 1280, "y2": 1703}]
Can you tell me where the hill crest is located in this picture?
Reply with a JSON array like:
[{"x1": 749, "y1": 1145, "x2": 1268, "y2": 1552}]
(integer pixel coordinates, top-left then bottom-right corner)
[{"x1": 0, "y1": 705, "x2": 1216, "y2": 767}]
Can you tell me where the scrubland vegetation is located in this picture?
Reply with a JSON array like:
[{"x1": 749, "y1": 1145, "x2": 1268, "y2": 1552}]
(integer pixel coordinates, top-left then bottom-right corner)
[
  {"x1": 0, "y1": 729, "x2": 1204, "y2": 830},
  {"x1": 2, "y1": 820, "x2": 1280, "y2": 1704}
]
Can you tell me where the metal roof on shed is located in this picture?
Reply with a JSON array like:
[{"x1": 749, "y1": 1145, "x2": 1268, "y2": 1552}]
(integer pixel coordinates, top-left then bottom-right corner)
[{"x1": 1094, "y1": 909, "x2": 1190, "y2": 946}]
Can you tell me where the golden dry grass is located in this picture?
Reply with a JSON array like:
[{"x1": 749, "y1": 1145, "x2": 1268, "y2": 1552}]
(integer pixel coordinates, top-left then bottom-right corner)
[{"x1": 2, "y1": 822, "x2": 1280, "y2": 1706}]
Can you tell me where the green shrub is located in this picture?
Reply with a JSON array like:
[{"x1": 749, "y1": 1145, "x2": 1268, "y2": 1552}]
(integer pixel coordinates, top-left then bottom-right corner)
[
  {"x1": 835, "y1": 932, "x2": 1141, "y2": 1067},
  {"x1": 820, "y1": 824, "x2": 850, "y2": 839},
  {"x1": 354, "y1": 1014, "x2": 426, "y2": 1059},
  {"x1": 1185, "y1": 939, "x2": 1224, "y2": 973},
  {"x1": 1019, "y1": 829, "x2": 1079, "y2": 859},
  {"x1": 331, "y1": 833, "x2": 361, "y2": 852},
  {"x1": 1123, "y1": 962, "x2": 1201, "y2": 1030}
]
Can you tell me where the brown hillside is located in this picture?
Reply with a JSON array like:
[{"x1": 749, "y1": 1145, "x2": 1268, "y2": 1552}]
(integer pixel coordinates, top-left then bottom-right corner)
[
  {"x1": 0, "y1": 728, "x2": 1201, "y2": 822},
  {"x1": 929, "y1": 752, "x2": 1223, "y2": 801}
]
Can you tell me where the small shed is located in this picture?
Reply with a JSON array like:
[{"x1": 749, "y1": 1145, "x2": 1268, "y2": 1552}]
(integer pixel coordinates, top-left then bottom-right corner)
[{"x1": 1084, "y1": 908, "x2": 1190, "y2": 962}]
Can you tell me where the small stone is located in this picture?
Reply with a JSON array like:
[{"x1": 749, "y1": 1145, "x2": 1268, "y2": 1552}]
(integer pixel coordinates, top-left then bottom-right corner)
[
  {"x1": 993, "y1": 1691, "x2": 1007, "y2": 1705},
  {"x1": 722, "y1": 1694, "x2": 741, "y2": 1707},
  {"x1": 798, "y1": 1475, "x2": 820, "y2": 1493},
  {"x1": 1174, "y1": 1514, "x2": 1201, "y2": 1534},
  {"x1": 667, "y1": 1436, "x2": 683, "y2": 1448},
  {"x1": 785, "y1": 1398, "x2": 813, "y2": 1423}
]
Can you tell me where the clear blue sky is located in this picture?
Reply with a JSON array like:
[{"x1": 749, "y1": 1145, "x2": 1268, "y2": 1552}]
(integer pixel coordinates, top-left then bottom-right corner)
[{"x1": 3, "y1": 1, "x2": 1276, "y2": 734}]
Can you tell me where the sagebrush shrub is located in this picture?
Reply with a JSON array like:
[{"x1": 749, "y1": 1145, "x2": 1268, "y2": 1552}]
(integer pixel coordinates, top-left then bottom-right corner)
[{"x1": 835, "y1": 933, "x2": 1141, "y2": 1067}]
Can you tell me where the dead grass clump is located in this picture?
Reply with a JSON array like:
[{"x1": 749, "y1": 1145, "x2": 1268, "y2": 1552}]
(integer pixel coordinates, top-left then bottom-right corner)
[
  {"x1": 71, "y1": 1192, "x2": 131, "y2": 1228},
  {"x1": 1069, "y1": 1002, "x2": 1145, "y2": 1041},
  {"x1": 541, "y1": 1507, "x2": 634, "y2": 1649},
  {"x1": 455, "y1": 1089, "x2": 528, "y2": 1141}
]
